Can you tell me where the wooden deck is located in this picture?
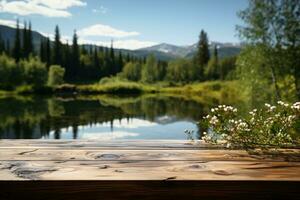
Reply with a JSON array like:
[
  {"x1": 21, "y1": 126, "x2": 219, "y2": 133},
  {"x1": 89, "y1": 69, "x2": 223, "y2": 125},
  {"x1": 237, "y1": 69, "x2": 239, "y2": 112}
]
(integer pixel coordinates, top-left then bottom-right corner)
[{"x1": 0, "y1": 140, "x2": 300, "y2": 199}]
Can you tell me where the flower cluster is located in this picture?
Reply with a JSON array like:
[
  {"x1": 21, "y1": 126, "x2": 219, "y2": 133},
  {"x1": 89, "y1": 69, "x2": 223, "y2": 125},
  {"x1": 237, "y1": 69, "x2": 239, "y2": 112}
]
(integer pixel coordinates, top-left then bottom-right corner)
[{"x1": 201, "y1": 101, "x2": 300, "y2": 149}]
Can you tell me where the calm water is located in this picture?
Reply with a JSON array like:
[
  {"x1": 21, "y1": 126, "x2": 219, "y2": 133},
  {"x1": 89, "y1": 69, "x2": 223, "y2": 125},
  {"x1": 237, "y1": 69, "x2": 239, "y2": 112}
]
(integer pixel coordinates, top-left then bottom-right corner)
[{"x1": 0, "y1": 95, "x2": 217, "y2": 140}]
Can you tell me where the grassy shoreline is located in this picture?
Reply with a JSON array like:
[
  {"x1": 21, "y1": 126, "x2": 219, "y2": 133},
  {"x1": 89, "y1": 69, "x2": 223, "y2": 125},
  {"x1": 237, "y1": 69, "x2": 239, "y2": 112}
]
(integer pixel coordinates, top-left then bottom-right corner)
[{"x1": 0, "y1": 80, "x2": 242, "y2": 103}]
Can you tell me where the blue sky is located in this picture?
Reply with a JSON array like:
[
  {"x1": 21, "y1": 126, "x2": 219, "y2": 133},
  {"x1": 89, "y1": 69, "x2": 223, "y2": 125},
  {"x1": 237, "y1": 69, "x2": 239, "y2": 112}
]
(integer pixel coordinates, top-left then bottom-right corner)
[{"x1": 0, "y1": 0, "x2": 248, "y2": 49}]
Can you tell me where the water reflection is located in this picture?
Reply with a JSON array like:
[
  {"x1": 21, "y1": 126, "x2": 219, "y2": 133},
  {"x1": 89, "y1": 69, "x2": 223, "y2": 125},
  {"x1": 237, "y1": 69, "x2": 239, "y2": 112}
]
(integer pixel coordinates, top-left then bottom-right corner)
[{"x1": 0, "y1": 95, "x2": 209, "y2": 140}]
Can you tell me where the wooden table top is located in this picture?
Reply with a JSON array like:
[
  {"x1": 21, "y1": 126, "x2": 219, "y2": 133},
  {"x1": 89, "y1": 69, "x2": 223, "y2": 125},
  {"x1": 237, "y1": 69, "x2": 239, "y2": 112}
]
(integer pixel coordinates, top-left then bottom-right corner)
[{"x1": 0, "y1": 140, "x2": 299, "y2": 181}]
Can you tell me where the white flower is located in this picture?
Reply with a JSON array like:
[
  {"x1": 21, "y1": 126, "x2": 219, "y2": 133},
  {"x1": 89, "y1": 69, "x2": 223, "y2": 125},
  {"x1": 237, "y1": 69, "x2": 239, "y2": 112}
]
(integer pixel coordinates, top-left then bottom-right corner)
[
  {"x1": 226, "y1": 143, "x2": 231, "y2": 148},
  {"x1": 210, "y1": 116, "x2": 219, "y2": 125},
  {"x1": 277, "y1": 101, "x2": 285, "y2": 106},
  {"x1": 287, "y1": 115, "x2": 296, "y2": 122},
  {"x1": 265, "y1": 103, "x2": 271, "y2": 107},
  {"x1": 270, "y1": 106, "x2": 276, "y2": 111}
]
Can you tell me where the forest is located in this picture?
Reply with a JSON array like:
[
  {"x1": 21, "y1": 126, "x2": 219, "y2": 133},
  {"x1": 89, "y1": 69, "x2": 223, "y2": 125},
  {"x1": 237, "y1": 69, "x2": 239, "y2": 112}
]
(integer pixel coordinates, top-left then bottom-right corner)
[{"x1": 0, "y1": 0, "x2": 299, "y2": 105}]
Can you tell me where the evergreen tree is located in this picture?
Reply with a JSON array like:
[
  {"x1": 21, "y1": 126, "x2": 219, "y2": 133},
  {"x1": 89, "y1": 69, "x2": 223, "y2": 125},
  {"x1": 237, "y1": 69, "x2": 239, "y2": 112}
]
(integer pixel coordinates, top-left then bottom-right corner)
[
  {"x1": 39, "y1": 39, "x2": 45, "y2": 62},
  {"x1": 53, "y1": 25, "x2": 62, "y2": 65},
  {"x1": 126, "y1": 53, "x2": 131, "y2": 63},
  {"x1": 195, "y1": 30, "x2": 210, "y2": 79},
  {"x1": 22, "y1": 21, "x2": 28, "y2": 58},
  {"x1": 214, "y1": 45, "x2": 218, "y2": 64},
  {"x1": 62, "y1": 41, "x2": 71, "y2": 77},
  {"x1": 110, "y1": 41, "x2": 116, "y2": 75},
  {"x1": 13, "y1": 19, "x2": 21, "y2": 62},
  {"x1": 205, "y1": 45, "x2": 219, "y2": 80},
  {"x1": 28, "y1": 21, "x2": 33, "y2": 54},
  {"x1": 6, "y1": 39, "x2": 10, "y2": 56},
  {"x1": 0, "y1": 33, "x2": 4, "y2": 53},
  {"x1": 117, "y1": 51, "x2": 124, "y2": 73},
  {"x1": 45, "y1": 37, "x2": 51, "y2": 68},
  {"x1": 92, "y1": 47, "x2": 101, "y2": 79},
  {"x1": 71, "y1": 30, "x2": 80, "y2": 79}
]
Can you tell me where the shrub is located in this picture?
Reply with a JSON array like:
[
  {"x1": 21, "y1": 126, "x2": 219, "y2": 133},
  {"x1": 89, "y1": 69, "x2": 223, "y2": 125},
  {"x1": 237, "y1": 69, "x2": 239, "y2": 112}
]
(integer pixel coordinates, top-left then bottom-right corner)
[
  {"x1": 0, "y1": 53, "x2": 23, "y2": 89},
  {"x1": 20, "y1": 57, "x2": 48, "y2": 87},
  {"x1": 201, "y1": 101, "x2": 300, "y2": 149},
  {"x1": 167, "y1": 59, "x2": 199, "y2": 83},
  {"x1": 121, "y1": 62, "x2": 142, "y2": 81},
  {"x1": 48, "y1": 65, "x2": 65, "y2": 86}
]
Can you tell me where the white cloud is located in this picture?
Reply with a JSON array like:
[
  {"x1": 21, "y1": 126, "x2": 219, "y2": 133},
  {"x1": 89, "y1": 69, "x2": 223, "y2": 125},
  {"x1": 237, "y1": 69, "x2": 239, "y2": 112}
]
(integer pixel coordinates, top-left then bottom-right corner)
[
  {"x1": 94, "y1": 119, "x2": 157, "y2": 129},
  {"x1": 31, "y1": 0, "x2": 86, "y2": 9},
  {"x1": 0, "y1": 18, "x2": 24, "y2": 28},
  {"x1": 78, "y1": 24, "x2": 140, "y2": 38},
  {"x1": 81, "y1": 131, "x2": 139, "y2": 140},
  {"x1": 0, "y1": 0, "x2": 86, "y2": 17},
  {"x1": 39, "y1": 31, "x2": 71, "y2": 44},
  {"x1": 92, "y1": 5, "x2": 108, "y2": 14},
  {"x1": 78, "y1": 38, "x2": 158, "y2": 50}
]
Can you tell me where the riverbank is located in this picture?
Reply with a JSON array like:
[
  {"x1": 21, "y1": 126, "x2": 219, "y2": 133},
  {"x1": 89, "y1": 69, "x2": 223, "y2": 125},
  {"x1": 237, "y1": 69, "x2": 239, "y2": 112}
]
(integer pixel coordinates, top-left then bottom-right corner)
[{"x1": 0, "y1": 80, "x2": 242, "y2": 103}]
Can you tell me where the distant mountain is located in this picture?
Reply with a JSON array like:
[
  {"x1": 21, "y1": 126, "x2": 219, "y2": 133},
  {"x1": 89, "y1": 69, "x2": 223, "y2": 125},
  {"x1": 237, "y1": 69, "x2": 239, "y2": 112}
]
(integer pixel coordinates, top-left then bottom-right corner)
[
  {"x1": 140, "y1": 42, "x2": 242, "y2": 59},
  {"x1": 0, "y1": 24, "x2": 175, "y2": 61},
  {"x1": 0, "y1": 24, "x2": 241, "y2": 61},
  {"x1": 0, "y1": 25, "x2": 45, "y2": 50}
]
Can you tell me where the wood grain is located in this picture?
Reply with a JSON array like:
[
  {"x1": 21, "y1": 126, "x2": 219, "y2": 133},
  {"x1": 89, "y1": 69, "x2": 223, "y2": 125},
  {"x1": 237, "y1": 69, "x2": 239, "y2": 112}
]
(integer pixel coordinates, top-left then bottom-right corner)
[
  {"x1": 0, "y1": 140, "x2": 299, "y2": 199},
  {"x1": 0, "y1": 140, "x2": 299, "y2": 181}
]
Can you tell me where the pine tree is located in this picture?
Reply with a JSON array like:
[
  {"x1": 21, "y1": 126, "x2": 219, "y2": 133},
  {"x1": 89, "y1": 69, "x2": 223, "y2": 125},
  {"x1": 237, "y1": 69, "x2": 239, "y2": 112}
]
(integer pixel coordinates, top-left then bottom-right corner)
[
  {"x1": 195, "y1": 30, "x2": 210, "y2": 80},
  {"x1": 22, "y1": 21, "x2": 28, "y2": 58},
  {"x1": 117, "y1": 51, "x2": 124, "y2": 73},
  {"x1": 71, "y1": 30, "x2": 80, "y2": 79},
  {"x1": 28, "y1": 21, "x2": 33, "y2": 55},
  {"x1": 45, "y1": 37, "x2": 51, "y2": 68},
  {"x1": 13, "y1": 19, "x2": 21, "y2": 62},
  {"x1": 0, "y1": 33, "x2": 4, "y2": 53},
  {"x1": 110, "y1": 40, "x2": 116, "y2": 75},
  {"x1": 214, "y1": 45, "x2": 218, "y2": 63},
  {"x1": 126, "y1": 53, "x2": 130, "y2": 63},
  {"x1": 63, "y1": 41, "x2": 71, "y2": 79},
  {"x1": 92, "y1": 47, "x2": 101, "y2": 79},
  {"x1": 6, "y1": 39, "x2": 10, "y2": 55},
  {"x1": 40, "y1": 39, "x2": 45, "y2": 62},
  {"x1": 205, "y1": 45, "x2": 219, "y2": 80},
  {"x1": 53, "y1": 25, "x2": 62, "y2": 65}
]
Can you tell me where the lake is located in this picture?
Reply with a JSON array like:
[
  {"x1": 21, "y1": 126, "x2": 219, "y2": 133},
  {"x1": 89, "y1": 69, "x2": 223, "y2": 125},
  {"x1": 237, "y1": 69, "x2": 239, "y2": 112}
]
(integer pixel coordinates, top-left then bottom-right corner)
[{"x1": 0, "y1": 95, "x2": 219, "y2": 140}]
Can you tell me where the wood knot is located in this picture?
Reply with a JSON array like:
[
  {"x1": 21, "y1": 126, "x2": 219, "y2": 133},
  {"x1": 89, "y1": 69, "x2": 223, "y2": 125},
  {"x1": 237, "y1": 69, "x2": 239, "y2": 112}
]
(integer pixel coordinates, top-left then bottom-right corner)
[
  {"x1": 213, "y1": 170, "x2": 233, "y2": 176},
  {"x1": 96, "y1": 154, "x2": 121, "y2": 160}
]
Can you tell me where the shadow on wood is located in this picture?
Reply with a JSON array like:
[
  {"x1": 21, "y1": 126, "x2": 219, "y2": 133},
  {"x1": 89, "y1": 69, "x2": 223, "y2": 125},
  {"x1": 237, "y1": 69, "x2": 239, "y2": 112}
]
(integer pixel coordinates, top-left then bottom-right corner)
[{"x1": 0, "y1": 181, "x2": 299, "y2": 200}]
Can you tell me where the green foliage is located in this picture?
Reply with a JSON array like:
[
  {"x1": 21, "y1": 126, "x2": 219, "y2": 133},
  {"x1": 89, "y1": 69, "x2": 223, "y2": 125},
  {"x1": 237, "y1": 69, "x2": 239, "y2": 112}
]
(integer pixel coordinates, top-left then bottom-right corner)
[
  {"x1": 194, "y1": 30, "x2": 210, "y2": 79},
  {"x1": 121, "y1": 62, "x2": 142, "y2": 81},
  {"x1": 71, "y1": 30, "x2": 80, "y2": 79},
  {"x1": 166, "y1": 59, "x2": 199, "y2": 83},
  {"x1": 53, "y1": 25, "x2": 62, "y2": 65},
  {"x1": 20, "y1": 57, "x2": 48, "y2": 87},
  {"x1": 236, "y1": 46, "x2": 274, "y2": 104},
  {"x1": 202, "y1": 102, "x2": 300, "y2": 149},
  {"x1": 48, "y1": 65, "x2": 65, "y2": 86},
  {"x1": 48, "y1": 99, "x2": 65, "y2": 117},
  {"x1": 142, "y1": 55, "x2": 159, "y2": 83},
  {"x1": 12, "y1": 19, "x2": 21, "y2": 63},
  {"x1": 0, "y1": 53, "x2": 23, "y2": 89},
  {"x1": 237, "y1": 0, "x2": 300, "y2": 100},
  {"x1": 219, "y1": 56, "x2": 237, "y2": 80},
  {"x1": 205, "y1": 57, "x2": 219, "y2": 80}
]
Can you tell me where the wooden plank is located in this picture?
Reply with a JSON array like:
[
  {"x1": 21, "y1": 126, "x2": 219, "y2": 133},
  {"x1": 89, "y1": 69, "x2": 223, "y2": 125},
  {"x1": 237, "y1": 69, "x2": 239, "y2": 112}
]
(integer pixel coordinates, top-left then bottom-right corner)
[
  {"x1": 0, "y1": 160, "x2": 300, "y2": 181},
  {"x1": 0, "y1": 140, "x2": 218, "y2": 149},
  {"x1": 1, "y1": 149, "x2": 299, "y2": 162},
  {"x1": 1, "y1": 181, "x2": 299, "y2": 200}
]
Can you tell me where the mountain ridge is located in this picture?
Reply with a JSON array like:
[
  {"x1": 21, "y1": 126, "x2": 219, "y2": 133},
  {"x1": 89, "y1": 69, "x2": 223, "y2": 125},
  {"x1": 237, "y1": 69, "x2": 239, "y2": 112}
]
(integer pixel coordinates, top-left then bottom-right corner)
[{"x1": 0, "y1": 24, "x2": 241, "y2": 61}]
